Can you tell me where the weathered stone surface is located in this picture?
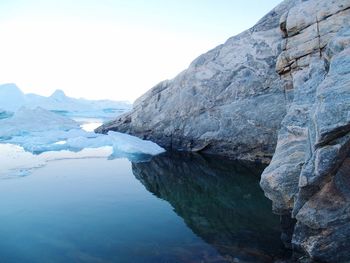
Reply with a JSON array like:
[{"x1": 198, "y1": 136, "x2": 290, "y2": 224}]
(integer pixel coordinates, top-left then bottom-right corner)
[
  {"x1": 261, "y1": 57, "x2": 328, "y2": 213},
  {"x1": 276, "y1": 1, "x2": 350, "y2": 74},
  {"x1": 98, "y1": 0, "x2": 350, "y2": 261},
  {"x1": 96, "y1": 0, "x2": 300, "y2": 163},
  {"x1": 261, "y1": 2, "x2": 350, "y2": 261},
  {"x1": 293, "y1": 156, "x2": 350, "y2": 262}
]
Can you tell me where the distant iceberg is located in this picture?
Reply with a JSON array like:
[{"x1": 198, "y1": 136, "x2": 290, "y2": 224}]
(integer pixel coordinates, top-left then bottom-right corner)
[
  {"x1": 0, "y1": 83, "x2": 131, "y2": 120},
  {"x1": 0, "y1": 107, "x2": 79, "y2": 139},
  {"x1": 0, "y1": 84, "x2": 26, "y2": 111}
]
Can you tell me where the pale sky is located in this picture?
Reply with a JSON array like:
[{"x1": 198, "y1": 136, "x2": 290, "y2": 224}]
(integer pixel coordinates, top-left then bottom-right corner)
[{"x1": 0, "y1": 0, "x2": 282, "y2": 102}]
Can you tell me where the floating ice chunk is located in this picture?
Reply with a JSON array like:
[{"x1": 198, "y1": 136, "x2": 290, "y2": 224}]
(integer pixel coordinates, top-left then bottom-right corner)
[
  {"x1": 63, "y1": 132, "x2": 165, "y2": 158},
  {"x1": 0, "y1": 107, "x2": 79, "y2": 139},
  {"x1": 0, "y1": 131, "x2": 165, "y2": 176},
  {"x1": 108, "y1": 131, "x2": 165, "y2": 156},
  {"x1": 5, "y1": 129, "x2": 98, "y2": 153},
  {"x1": 2, "y1": 129, "x2": 164, "y2": 160},
  {"x1": 0, "y1": 106, "x2": 164, "y2": 168}
]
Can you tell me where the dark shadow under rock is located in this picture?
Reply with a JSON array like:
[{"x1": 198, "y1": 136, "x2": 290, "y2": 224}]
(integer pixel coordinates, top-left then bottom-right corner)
[{"x1": 132, "y1": 152, "x2": 291, "y2": 262}]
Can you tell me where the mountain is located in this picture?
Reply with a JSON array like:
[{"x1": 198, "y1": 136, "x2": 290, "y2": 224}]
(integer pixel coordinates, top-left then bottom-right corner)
[
  {"x1": 0, "y1": 84, "x2": 131, "y2": 118},
  {"x1": 96, "y1": 0, "x2": 350, "y2": 261}
]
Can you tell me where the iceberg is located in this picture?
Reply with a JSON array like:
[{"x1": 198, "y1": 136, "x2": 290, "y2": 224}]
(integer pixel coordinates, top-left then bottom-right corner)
[
  {"x1": 108, "y1": 131, "x2": 165, "y2": 156},
  {"x1": 0, "y1": 107, "x2": 79, "y2": 139},
  {"x1": 5, "y1": 129, "x2": 97, "y2": 153},
  {"x1": 0, "y1": 132, "x2": 165, "y2": 177},
  {"x1": 0, "y1": 96, "x2": 164, "y2": 178},
  {"x1": 0, "y1": 106, "x2": 165, "y2": 168},
  {"x1": 13, "y1": 130, "x2": 165, "y2": 158},
  {"x1": 0, "y1": 83, "x2": 131, "y2": 120},
  {"x1": 0, "y1": 84, "x2": 26, "y2": 111}
]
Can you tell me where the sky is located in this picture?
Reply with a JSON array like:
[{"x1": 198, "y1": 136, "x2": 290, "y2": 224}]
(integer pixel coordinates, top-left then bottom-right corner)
[{"x1": 0, "y1": 0, "x2": 282, "y2": 102}]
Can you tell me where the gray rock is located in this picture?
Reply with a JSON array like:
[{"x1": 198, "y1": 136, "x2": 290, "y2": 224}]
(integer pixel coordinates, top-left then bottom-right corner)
[
  {"x1": 98, "y1": 0, "x2": 350, "y2": 261},
  {"x1": 261, "y1": 1, "x2": 350, "y2": 261},
  {"x1": 96, "y1": 0, "x2": 300, "y2": 163}
]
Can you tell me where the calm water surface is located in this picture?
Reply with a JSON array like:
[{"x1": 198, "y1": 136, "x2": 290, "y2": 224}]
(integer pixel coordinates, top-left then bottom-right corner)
[{"x1": 0, "y1": 150, "x2": 287, "y2": 263}]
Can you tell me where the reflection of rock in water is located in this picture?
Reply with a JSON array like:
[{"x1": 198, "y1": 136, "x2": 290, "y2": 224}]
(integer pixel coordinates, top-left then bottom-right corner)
[{"x1": 132, "y1": 152, "x2": 287, "y2": 262}]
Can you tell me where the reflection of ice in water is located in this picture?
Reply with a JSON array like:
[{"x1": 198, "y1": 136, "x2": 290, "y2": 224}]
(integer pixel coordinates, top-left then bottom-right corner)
[
  {"x1": 74, "y1": 117, "x2": 104, "y2": 132},
  {"x1": 0, "y1": 144, "x2": 113, "y2": 178},
  {"x1": 81, "y1": 122, "x2": 102, "y2": 132},
  {"x1": 0, "y1": 144, "x2": 46, "y2": 177}
]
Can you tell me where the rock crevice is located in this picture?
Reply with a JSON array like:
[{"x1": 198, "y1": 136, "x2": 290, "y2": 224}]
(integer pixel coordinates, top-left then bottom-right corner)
[{"x1": 261, "y1": 0, "x2": 350, "y2": 260}]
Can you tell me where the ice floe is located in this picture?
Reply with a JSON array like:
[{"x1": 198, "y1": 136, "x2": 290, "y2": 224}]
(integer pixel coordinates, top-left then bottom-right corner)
[
  {"x1": 108, "y1": 131, "x2": 165, "y2": 156},
  {"x1": 0, "y1": 107, "x2": 165, "y2": 177},
  {"x1": 0, "y1": 107, "x2": 80, "y2": 139}
]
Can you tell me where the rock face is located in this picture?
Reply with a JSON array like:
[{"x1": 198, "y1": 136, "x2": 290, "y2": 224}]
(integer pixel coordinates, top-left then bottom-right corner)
[
  {"x1": 98, "y1": 0, "x2": 350, "y2": 261},
  {"x1": 260, "y1": 0, "x2": 350, "y2": 261},
  {"x1": 96, "y1": 0, "x2": 300, "y2": 163}
]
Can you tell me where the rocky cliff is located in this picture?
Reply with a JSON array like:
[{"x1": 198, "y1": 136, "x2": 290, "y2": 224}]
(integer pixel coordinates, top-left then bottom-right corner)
[
  {"x1": 96, "y1": 0, "x2": 300, "y2": 163},
  {"x1": 97, "y1": 0, "x2": 350, "y2": 261},
  {"x1": 260, "y1": 0, "x2": 350, "y2": 261}
]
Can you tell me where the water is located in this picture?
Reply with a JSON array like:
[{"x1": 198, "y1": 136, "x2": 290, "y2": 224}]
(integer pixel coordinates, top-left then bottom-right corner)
[
  {"x1": 73, "y1": 117, "x2": 105, "y2": 132},
  {"x1": 0, "y1": 149, "x2": 287, "y2": 262}
]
